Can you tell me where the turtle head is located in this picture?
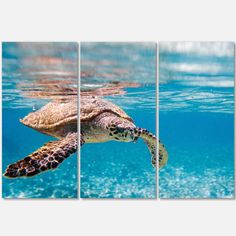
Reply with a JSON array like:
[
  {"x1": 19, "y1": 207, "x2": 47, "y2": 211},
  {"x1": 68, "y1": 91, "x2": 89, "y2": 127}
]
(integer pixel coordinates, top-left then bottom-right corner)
[{"x1": 106, "y1": 116, "x2": 137, "y2": 142}]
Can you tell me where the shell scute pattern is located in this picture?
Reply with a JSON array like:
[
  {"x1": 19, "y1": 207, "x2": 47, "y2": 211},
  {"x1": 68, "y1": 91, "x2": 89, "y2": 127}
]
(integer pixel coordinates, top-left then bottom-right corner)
[
  {"x1": 21, "y1": 99, "x2": 77, "y2": 130},
  {"x1": 80, "y1": 96, "x2": 133, "y2": 122}
]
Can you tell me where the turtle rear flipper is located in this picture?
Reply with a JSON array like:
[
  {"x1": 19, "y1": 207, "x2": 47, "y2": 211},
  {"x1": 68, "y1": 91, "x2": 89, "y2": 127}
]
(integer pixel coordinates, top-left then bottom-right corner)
[
  {"x1": 4, "y1": 132, "x2": 77, "y2": 178},
  {"x1": 137, "y1": 128, "x2": 168, "y2": 168}
]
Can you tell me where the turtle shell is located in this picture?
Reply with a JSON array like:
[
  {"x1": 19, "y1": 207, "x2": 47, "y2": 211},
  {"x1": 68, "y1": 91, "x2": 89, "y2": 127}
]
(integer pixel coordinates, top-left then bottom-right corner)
[
  {"x1": 21, "y1": 99, "x2": 77, "y2": 130},
  {"x1": 80, "y1": 96, "x2": 133, "y2": 122}
]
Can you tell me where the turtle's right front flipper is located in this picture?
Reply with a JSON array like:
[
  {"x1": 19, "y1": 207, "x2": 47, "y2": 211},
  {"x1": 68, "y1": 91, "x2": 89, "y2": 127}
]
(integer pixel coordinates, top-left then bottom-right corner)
[{"x1": 4, "y1": 132, "x2": 77, "y2": 178}]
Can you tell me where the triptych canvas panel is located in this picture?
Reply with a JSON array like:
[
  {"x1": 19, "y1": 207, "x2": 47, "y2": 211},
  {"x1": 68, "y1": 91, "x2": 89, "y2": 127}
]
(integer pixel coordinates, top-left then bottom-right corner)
[
  {"x1": 159, "y1": 42, "x2": 235, "y2": 199},
  {"x1": 80, "y1": 43, "x2": 157, "y2": 198},
  {"x1": 1, "y1": 42, "x2": 235, "y2": 199},
  {"x1": 2, "y1": 42, "x2": 78, "y2": 198}
]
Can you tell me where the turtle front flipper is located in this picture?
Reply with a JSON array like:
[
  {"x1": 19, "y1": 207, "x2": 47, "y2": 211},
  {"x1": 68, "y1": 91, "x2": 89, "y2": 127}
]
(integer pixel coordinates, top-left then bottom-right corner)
[
  {"x1": 158, "y1": 141, "x2": 168, "y2": 169},
  {"x1": 136, "y1": 128, "x2": 168, "y2": 169},
  {"x1": 4, "y1": 132, "x2": 77, "y2": 178}
]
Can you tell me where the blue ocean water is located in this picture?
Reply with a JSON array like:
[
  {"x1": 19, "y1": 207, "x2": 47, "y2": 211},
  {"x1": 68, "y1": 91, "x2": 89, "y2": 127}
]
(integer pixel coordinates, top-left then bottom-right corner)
[
  {"x1": 159, "y1": 99, "x2": 234, "y2": 199},
  {"x1": 159, "y1": 42, "x2": 235, "y2": 199},
  {"x1": 80, "y1": 43, "x2": 157, "y2": 198},
  {"x1": 2, "y1": 42, "x2": 78, "y2": 198}
]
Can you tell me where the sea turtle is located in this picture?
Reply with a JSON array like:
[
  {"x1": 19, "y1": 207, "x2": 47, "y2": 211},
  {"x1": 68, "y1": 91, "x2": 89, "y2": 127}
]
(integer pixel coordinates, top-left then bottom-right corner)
[{"x1": 4, "y1": 96, "x2": 168, "y2": 178}]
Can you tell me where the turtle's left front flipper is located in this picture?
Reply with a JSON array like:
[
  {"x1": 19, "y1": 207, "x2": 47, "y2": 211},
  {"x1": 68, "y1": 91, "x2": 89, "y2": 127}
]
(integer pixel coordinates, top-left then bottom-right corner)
[
  {"x1": 4, "y1": 132, "x2": 77, "y2": 178},
  {"x1": 136, "y1": 128, "x2": 168, "y2": 168}
]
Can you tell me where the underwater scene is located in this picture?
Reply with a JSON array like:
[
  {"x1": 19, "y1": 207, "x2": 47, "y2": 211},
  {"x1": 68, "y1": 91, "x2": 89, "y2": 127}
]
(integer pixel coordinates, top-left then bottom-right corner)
[
  {"x1": 2, "y1": 42, "x2": 78, "y2": 198},
  {"x1": 159, "y1": 42, "x2": 235, "y2": 199},
  {"x1": 2, "y1": 42, "x2": 234, "y2": 200},
  {"x1": 80, "y1": 43, "x2": 157, "y2": 198}
]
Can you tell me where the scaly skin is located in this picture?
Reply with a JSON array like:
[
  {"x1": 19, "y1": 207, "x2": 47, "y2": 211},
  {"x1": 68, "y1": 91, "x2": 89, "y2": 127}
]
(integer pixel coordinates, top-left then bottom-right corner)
[{"x1": 4, "y1": 133, "x2": 77, "y2": 178}]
